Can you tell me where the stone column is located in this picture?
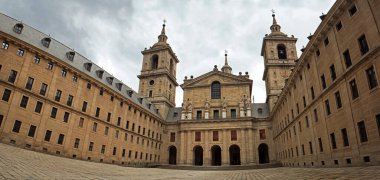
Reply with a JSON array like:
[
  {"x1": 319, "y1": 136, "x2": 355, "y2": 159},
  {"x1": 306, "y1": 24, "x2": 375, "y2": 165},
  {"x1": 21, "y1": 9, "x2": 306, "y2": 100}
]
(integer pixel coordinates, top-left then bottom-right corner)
[
  {"x1": 222, "y1": 129, "x2": 229, "y2": 166},
  {"x1": 248, "y1": 128, "x2": 254, "y2": 164},
  {"x1": 186, "y1": 131, "x2": 191, "y2": 165},
  {"x1": 240, "y1": 129, "x2": 247, "y2": 165},
  {"x1": 179, "y1": 131, "x2": 186, "y2": 165},
  {"x1": 204, "y1": 131, "x2": 210, "y2": 166}
]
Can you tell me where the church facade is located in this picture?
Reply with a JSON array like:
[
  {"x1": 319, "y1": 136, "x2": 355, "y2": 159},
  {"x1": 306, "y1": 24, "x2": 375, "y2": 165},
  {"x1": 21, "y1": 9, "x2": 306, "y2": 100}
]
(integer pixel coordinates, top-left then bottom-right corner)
[{"x1": 0, "y1": 0, "x2": 379, "y2": 168}]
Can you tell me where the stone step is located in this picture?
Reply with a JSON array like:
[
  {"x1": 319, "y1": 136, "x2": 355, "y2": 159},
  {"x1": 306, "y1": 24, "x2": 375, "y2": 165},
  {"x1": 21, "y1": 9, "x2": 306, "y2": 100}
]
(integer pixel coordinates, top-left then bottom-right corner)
[{"x1": 158, "y1": 163, "x2": 282, "y2": 171}]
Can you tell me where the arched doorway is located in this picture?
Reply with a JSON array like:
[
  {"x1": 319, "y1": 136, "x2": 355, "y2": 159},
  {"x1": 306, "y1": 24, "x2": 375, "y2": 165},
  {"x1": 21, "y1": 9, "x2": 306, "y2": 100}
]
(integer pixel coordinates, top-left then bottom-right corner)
[
  {"x1": 168, "y1": 146, "x2": 177, "y2": 165},
  {"x1": 193, "y1": 146, "x2": 203, "y2": 166},
  {"x1": 229, "y1": 145, "x2": 241, "y2": 165},
  {"x1": 211, "y1": 145, "x2": 222, "y2": 166},
  {"x1": 258, "y1": 143, "x2": 269, "y2": 164}
]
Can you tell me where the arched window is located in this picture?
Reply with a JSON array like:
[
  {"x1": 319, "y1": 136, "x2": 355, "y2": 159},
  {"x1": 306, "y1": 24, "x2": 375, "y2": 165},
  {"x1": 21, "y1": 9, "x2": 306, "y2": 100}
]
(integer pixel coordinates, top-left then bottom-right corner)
[
  {"x1": 151, "y1": 54, "x2": 159, "y2": 70},
  {"x1": 277, "y1": 44, "x2": 287, "y2": 59},
  {"x1": 211, "y1": 81, "x2": 221, "y2": 99}
]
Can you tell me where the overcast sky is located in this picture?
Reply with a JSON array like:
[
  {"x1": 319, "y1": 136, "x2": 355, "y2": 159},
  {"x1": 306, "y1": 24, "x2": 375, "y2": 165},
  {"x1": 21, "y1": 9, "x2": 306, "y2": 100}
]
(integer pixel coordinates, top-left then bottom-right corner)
[{"x1": 0, "y1": 0, "x2": 335, "y2": 106}]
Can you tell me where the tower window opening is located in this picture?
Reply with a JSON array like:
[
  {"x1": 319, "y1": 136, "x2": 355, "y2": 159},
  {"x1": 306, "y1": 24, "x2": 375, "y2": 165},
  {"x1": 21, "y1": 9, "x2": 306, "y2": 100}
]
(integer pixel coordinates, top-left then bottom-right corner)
[
  {"x1": 277, "y1": 44, "x2": 287, "y2": 59},
  {"x1": 151, "y1": 55, "x2": 159, "y2": 70}
]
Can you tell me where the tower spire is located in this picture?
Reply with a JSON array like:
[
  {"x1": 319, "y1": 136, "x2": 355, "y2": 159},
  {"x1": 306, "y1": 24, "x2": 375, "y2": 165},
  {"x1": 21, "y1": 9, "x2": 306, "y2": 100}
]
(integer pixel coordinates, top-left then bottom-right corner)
[
  {"x1": 224, "y1": 50, "x2": 228, "y2": 65},
  {"x1": 157, "y1": 19, "x2": 168, "y2": 43},
  {"x1": 221, "y1": 50, "x2": 232, "y2": 74},
  {"x1": 269, "y1": 10, "x2": 286, "y2": 36}
]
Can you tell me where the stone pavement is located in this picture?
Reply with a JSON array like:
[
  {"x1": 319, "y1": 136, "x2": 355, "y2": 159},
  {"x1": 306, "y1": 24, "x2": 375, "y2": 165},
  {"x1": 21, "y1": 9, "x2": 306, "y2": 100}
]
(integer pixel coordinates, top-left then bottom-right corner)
[{"x1": 0, "y1": 143, "x2": 379, "y2": 179}]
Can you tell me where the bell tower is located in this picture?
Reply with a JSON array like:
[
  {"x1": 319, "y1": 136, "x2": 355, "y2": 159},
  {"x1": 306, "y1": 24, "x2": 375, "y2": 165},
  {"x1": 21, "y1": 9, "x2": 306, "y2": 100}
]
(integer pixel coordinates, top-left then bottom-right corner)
[
  {"x1": 261, "y1": 13, "x2": 297, "y2": 112},
  {"x1": 138, "y1": 21, "x2": 179, "y2": 118}
]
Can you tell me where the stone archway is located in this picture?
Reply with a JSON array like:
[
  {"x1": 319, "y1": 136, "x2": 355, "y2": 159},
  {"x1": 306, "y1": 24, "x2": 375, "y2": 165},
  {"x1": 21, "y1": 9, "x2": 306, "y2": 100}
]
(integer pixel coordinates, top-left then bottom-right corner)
[
  {"x1": 211, "y1": 145, "x2": 222, "y2": 166},
  {"x1": 168, "y1": 146, "x2": 177, "y2": 165},
  {"x1": 258, "y1": 143, "x2": 269, "y2": 164},
  {"x1": 193, "y1": 145, "x2": 203, "y2": 166},
  {"x1": 229, "y1": 144, "x2": 241, "y2": 165}
]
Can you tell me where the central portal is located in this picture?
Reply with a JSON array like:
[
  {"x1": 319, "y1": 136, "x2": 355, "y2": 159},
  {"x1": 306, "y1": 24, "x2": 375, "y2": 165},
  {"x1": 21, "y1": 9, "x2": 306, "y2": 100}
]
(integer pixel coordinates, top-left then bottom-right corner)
[
  {"x1": 194, "y1": 146, "x2": 203, "y2": 166},
  {"x1": 211, "y1": 145, "x2": 222, "y2": 166}
]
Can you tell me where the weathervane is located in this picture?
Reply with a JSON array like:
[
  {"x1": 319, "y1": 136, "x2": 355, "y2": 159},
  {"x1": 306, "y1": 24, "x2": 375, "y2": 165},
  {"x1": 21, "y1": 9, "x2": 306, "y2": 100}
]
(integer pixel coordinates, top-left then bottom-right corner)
[
  {"x1": 271, "y1": 9, "x2": 275, "y2": 15},
  {"x1": 225, "y1": 49, "x2": 228, "y2": 55},
  {"x1": 163, "y1": 19, "x2": 166, "y2": 25}
]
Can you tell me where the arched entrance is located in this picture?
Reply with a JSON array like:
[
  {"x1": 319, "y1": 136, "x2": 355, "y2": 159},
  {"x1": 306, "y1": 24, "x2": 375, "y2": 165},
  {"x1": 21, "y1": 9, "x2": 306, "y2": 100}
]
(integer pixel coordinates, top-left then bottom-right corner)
[
  {"x1": 258, "y1": 143, "x2": 269, "y2": 164},
  {"x1": 193, "y1": 146, "x2": 203, "y2": 166},
  {"x1": 229, "y1": 145, "x2": 241, "y2": 165},
  {"x1": 211, "y1": 145, "x2": 222, "y2": 166},
  {"x1": 168, "y1": 146, "x2": 177, "y2": 165}
]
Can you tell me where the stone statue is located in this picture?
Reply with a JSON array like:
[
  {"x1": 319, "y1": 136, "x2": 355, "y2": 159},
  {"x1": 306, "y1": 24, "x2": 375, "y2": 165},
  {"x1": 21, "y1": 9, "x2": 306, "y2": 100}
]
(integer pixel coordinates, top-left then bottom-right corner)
[
  {"x1": 181, "y1": 101, "x2": 187, "y2": 112},
  {"x1": 222, "y1": 97, "x2": 227, "y2": 109},
  {"x1": 187, "y1": 101, "x2": 193, "y2": 112},
  {"x1": 204, "y1": 99, "x2": 210, "y2": 110}
]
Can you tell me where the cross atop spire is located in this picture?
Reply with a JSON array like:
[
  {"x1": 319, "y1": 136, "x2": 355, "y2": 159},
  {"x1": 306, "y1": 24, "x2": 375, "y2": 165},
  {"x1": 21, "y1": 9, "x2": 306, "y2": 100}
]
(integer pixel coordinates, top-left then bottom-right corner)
[
  {"x1": 157, "y1": 19, "x2": 168, "y2": 43},
  {"x1": 222, "y1": 49, "x2": 232, "y2": 74},
  {"x1": 224, "y1": 49, "x2": 228, "y2": 65},
  {"x1": 269, "y1": 11, "x2": 285, "y2": 36}
]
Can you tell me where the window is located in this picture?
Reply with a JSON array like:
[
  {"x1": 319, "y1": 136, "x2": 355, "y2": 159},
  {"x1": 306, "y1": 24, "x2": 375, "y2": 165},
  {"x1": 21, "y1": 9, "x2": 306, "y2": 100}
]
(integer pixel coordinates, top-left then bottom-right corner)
[
  {"x1": 324, "y1": 37, "x2": 329, "y2": 46},
  {"x1": 325, "y1": 100, "x2": 331, "y2": 115},
  {"x1": 303, "y1": 96, "x2": 306, "y2": 107},
  {"x1": 151, "y1": 54, "x2": 159, "y2": 69},
  {"x1": 309, "y1": 141, "x2": 313, "y2": 154},
  {"x1": 87, "y1": 82, "x2": 91, "y2": 89},
  {"x1": 314, "y1": 109, "x2": 318, "y2": 122},
  {"x1": 2, "y1": 89, "x2": 11, "y2": 102},
  {"x1": 321, "y1": 74, "x2": 326, "y2": 89},
  {"x1": 318, "y1": 138, "x2": 323, "y2": 152},
  {"x1": 336, "y1": 21, "x2": 342, "y2": 31},
  {"x1": 213, "y1": 110, "x2": 219, "y2": 119},
  {"x1": 74, "y1": 138, "x2": 80, "y2": 148},
  {"x1": 28, "y1": 125, "x2": 37, "y2": 137},
  {"x1": 72, "y1": 75, "x2": 78, "y2": 82},
  {"x1": 195, "y1": 131, "x2": 201, "y2": 141},
  {"x1": 366, "y1": 66, "x2": 378, "y2": 89},
  {"x1": 115, "y1": 130, "x2": 119, "y2": 139},
  {"x1": 122, "y1": 149, "x2": 126, "y2": 157},
  {"x1": 50, "y1": 107, "x2": 57, "y2": 118},
  {"x1": 63, "y1": 112, "x2": 70, "y2": 123},
  {"x1": 20, "y1": 95, "x2": 29, "y2": 108},
  {"x1": 310, "y1": 87, "x2": 315, "y2": 99},
  {"x1": 82, "y1": 101, "x2": 87, "y2": 112},
  {"x1": 301, "y1": 144, "x2": 305, "y2": 155},
  {"x1": 54, "y1": 90, "x2": 62, "y2": 102},
  {"x1": 47, "y1": 62, "x2": 53, "y2": 70},
  {"x1": 335, "y1": 91, "x2": 342, "y2": 109},
  {"x1": 330, "y1": 64, "x2": 336, "y2": 81},
  {"x1": 305, "y1": 116, "x2": 309, "y2": 128},
  {"x1": 231, "y1": 130, "x2": 237, "y2": 141},
  {"x1": 100, "y1": 88, "x2": 104, "y2": 95},
  {"x1": 44, "y1": 130, "x2": 52, "y2": 141},
  {"x1": 149, "y1": 90, "x2": 152, "y2": 97},
  {"x1": 213, "y1": 131, "x2": 219, "y2": 141},
  {"x1": 66, "y1": 51, "x2": 75, "y2": 61},
  {"x1": 126, "y1": 121, "x2": 129, "y2": 129},
  {"x1": 330, "y1": 133, "x2": 337, "y2": 149},
  {"x1": 196, "y1": 110, "x2": 202, "y2": 120},
  {"x1": 104, "y1": 126, "x2": 109, "y2": 135},
  {"x1": 34, "y1": 55, "x2": 40, "y2": 64},
  {"x1": 34, "y1": 101, "x2": 43, "y2": 113},
  {"x1": 40, "y1": 83, "x2": 48, "y2": 96},
  {"x1": 92, "y1": 122, "x2": 97, "y2": 132},
  {"x1": 100, "y1": 145, "x2": 106, "y2": 154},
  {"x1": 170, "y1": 132, "x2": 175, "y2": 142},
  {"x1": 343, "y1": 49, "x2": 352, "y2": 68},
  {"x1": 8, "y1": 70, "x2": 17, "y2": 83},
  {"x1": 110, "y1": 96, "x2": 114, "y2": 101},
  {"x1": 12, "y1": 120, "x2": 22, "y2": 133},
  {"x1": 2, "y1": 41, "x2": 9, "y2": 49},
  {"x1": 41, "y1": 37, "x2": 51, "y2": 48},
  {"x1": 259, "y1": 129, "x2": 266, "y2": 140},
  {"x1": 231, "y1": 109, "x2": 237, "y2": 118},
  {"x1": 358, "y1": 34, "x2": 369, "y2": 55},
  {"x1": 113, "y1": 147, "x2": 117, "y2": 155},
  {"x1": 349, "y1": 5, "x2": 357, "y2": 16},
  {"x1": 117, "y1": 117, "x2": 121, "y2": 126},
  {"x1": 341, "y1": 128, "x2": 349, "y2": 147},
  {"x1": 316, "y1": 49, "x2": 320, "y2": 56},
  {"x1": 298, "y1": 121, "x2": 302, "y2": 132},
  {"x1": 106, "y1": 77, "x2": 113, "y2": 85},
  {"x1": 95, "y1": 107, "x2": 100, "y2": 118},
  {"x1": 25, "y1": 77, "x2": 34, "y2": 90},
  {"x1": 107, "y1": 112, "x2": 111, "y2": 122},
  {"x1": 13, "y1": 23, "x2": 23, "y2": 34},
  {"x1": 67, "y1": 95, "x2": 74, "y2": 106},
  {"x1": 79, "y1": 117, "x2": 84, "y2": 128},
  {"x1": 376, "y1": 114, "x2": 380, "y2": 137},
  {"x1": 88, "y1": 142, "x2": 94, "y2": 151},
  {"x1": 16, "y1": 48, "x2": 25, "y2": 56},
  {"x1": 357, "y1": 121, "x2": 368, "y2": 143},
  {"x1": 211, "y1": 81, "x2": 221, "y2": 99},
  {"x1": 277, "y1": 44, "x2": 287, "y2": 59},
  {"x1": 61, "y1": 68, "x2": 67, "y2": 77},
  {"x1": 84, "y1": 63, "x2": 92, "y2": 72},
  {"x1": 57, "y1": 134, "x2": 65, "y2": 145}
]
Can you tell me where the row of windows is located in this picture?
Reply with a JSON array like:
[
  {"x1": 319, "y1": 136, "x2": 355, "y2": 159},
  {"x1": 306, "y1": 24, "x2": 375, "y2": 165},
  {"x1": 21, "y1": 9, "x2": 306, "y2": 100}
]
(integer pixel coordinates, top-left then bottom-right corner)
[{"x1": 282, "y1": 155, "x2": 372, "y2": 167}]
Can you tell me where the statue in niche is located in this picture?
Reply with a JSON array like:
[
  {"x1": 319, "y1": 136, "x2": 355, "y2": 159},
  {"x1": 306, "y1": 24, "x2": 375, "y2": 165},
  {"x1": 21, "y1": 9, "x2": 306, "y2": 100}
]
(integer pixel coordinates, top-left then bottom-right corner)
[
  {"x1": 187, "y1": 101, "x2": 193, "y2": 112},
  {"x1": 204, "y1": 99, "x2": 210, "y2": 111},
  {"x1": 181, "y1": 100, "x2": 187, "y2": 112},
  {"x1": 222, "y1": 97, "x2": 227, "y2": 109}
]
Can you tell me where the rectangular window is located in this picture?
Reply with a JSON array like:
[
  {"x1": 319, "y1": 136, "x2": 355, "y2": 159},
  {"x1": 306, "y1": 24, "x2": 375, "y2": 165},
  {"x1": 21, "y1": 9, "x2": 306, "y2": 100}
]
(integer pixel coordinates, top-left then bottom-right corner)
[
  {"x1": 335, "y1": 91, "x2": 342, "y2": 109},
  {"x1": 27, "y1": 125, "x2": 37, "y2": 137},
  {"x1": 67, "y1": 95, "x2": 74, "y2": 106},
  {"x1": 231, "y1": 130, "x2": 237, "y2": 141},
  {"x1": 47, "y1": 62, "x2": 53, "y2": 70},
  {"x1": 376, "y1": 114, "x2": 380, "y2": 137},
  {"x1": 357, "y1": 121, "x2": 368, "y2": 143},
  {"x1": 40, "y1": 83, "x2": 48, "y2": 96},
  {"x1": 330, "y1": 133, "x2": 337, "y2": 149},
  {"x1": 95, "y1": 107, "x2": 100, "y2": 117},
  {"x1": 19, "y1": 95, "x2": 29, "y2": 108},
  {"x1": 132, "y1": 123, "x2": 135, "y2": 131},
  {"x1": 72, "y1": 75, "x2": 78, "y2": 82},
  {"x1": 88, "y1": 142, "x2": 94, "y2": 151},
  {"x1": 82, "y1": 101, "x2": 87, "y2": 112},
  {"x1": 309, "y1": 141, "x2": 313, "y2": 154},
  {"x1": 25, "y1": 77, "x2": 34, "y2": 90},
  {"x1": 349, "y1": 5, "x2": 357, "y2": 16},
  {"x1": 113, "y1": 147, "x2": 117, "y2": 155},
  {"x1": 34, "y1": 101, "x2": 43, "y2": 113},
  {"x1": 117, "y1": 117, "x2": 121, "y2": 126},
  {"x1": 341, "y1": 128, "x2": 349, "y2": 147},
  {"x1": 74, "y1": 138, "x2": 80, "y2": 148},
  {"x1": 55, "y1": 90, "x2": 62, "y2": 102},
  {"x1": 314, "y1": 109, "x2": 318, "y2": 122},
  {"x1": 349, "y1": 79, "x2": 359, "y2": 99},
  {"x1": 324, "y1": 37, "x2": 329, "y2": 46},
  {"x1": 325, "y1": 100, "x2": 331, "y2": 115},
  {"x1": 318, "y1": 138, "x2": 323, "y2": 152},
  {"x1": 93, "y1": 122, "x2": 97, "y2": 132},
  {"x1": 316, "y1": 49, "x2": 320, "y2": 56},
  {"x1": 122, "y1": 149, "x2": 126, "y2": 157},
  {"x1": 12, "y1": 120, "x2": 22, "y2": 133},
  {"x1": 115, "y1": 130, "x2": 119, "y2": 139},
  {"x1": 321, "y1": 74, "x2": 326, "y2": 89},
  {"x1": 2, "y1": 89, "x2": 11, "y2": 102},
  {"x1": 330, "y1": 64, "x2": 336, "y2": 81},
  {"x1": 87, "y1": 82, "x2": 91, "y2": 89},
  {"x1": 107, "y1": 112, "x2": 111, "y2": 122},
  {"x1": 336, "y1": 21, "x2": 342, "y2": 31},
  {"x1": 213, "y1": 131, "x2": 219, "y2": 141},
  {"x1": 2, "y1": 41, "x2": 9, "y2": 49},
  {"x1": 34, "y1": 55, "x2": 40, "y2": 64},
  {"x1": 16, "y1": 48, "x2": 25, "y2": 56},
  {"x1": 101, "y1": 145, "x2": 106, "y2": 154},
  {"x1": 358, "y1": 34, "x2": 369, "y2": 55},
  {"x1": 259, "y1": 129, "x2": 266, "y2": 140},
  {"x1": 302, "y1": 144, "x2": 305, "y2": 155},
  {"x1": 303, "y1": 96, "x2": 306, "y2": 107},
  {"x1": 196, "y1": 110, "x2": 202, "y2": 119},
  {"x1": 63, "y1": 112, "x2": 70, "y2": 123},
  {"x1": 8, "y1": 70, "x2": 17, "y2": 83},
  {"x1": 128, "y1": 150, "x2": 132, "y2": 158},
  {"x1": 50, "y1": 107, "x2": 57, "y2": 118},
  {"x1": 213, "y1": 110, "x2": 219, "y2": 119},
  {"x1": 79, "y1": 117, "x2": 84, "y2": 128},
  {"x1": 343, "y1": 49, "x2": 352, "y2": 68},
  {"x1": 61, "y1": 69, "x2": 67, "y2": 77},
  {"x1": 366, "y1": 66, "x2": 378, "y2": 89},
  {"x1": 231, "y1": 109, "x2": 236, "y2": 118},
  {"x1": 170, "y1": 132, "x2": 175, "y2": 142},
  {"x1": 305, "y1": 116, "x2": 309, "y2": 128},
  {"x1": 299, "y1": 121, "x2": 302, "y2": 132},
  {"x1": 195, "y1": 131, "x2": 201, "y2": 142},
  {"x1": 57, "y1": 134, "x2": 65, "y2": 145},
  {"x1": 126, "y1": 121, "x2": 129, "y2": 129},
  {"x1": 44, "y1": 130, "x2": 52, "y2": 142},
  {"x1": 104, "y1": 126, "x2": 109, "y2": 135}
]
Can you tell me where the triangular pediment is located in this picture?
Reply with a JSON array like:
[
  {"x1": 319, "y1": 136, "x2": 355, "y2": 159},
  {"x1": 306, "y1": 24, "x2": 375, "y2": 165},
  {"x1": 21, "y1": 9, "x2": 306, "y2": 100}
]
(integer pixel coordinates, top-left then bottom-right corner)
[{"x1": 181, "y1": 70, "x2": 252, "y2": 89}]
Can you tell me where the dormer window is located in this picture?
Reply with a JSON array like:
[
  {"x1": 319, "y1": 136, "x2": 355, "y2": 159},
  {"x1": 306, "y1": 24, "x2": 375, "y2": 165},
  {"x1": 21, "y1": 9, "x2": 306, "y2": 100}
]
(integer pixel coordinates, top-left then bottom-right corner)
[
  {"x1": 127, "y1": 90, "x2": 133, "y2": 97},
  {"x1": 13, "y1": 23, "x2": 23, "y2": 34},
  {"x1": 66, "y1": 51, "x2": 75, "y2": 61},
  {"x1": 96, "y1": 70, "x2": 104, "y2": 79},
  {"x1": 116, "y1": 83, "x2": 122, "y2": 91},
  {"x1": 173, "y1": 112, "x2": 178, "y2": 117},
  {"x1": 138, "y1": 97, "x2": 143, "y2": 104},
  {"x1": 84, "y1": 63, "x2": 92, "y2": 72},
  {"x1": 147, "y1": 103, "x2": 152, "y2": 109},
  {"x1": 41, "y1": 37, "x2": 51, "y2": 48},
  {"x1": 106, "y1": 77, "x2": 114, "y2": 85},
  {"x1": 258, "y1": 108, "x2": 263, "y2": 114}
]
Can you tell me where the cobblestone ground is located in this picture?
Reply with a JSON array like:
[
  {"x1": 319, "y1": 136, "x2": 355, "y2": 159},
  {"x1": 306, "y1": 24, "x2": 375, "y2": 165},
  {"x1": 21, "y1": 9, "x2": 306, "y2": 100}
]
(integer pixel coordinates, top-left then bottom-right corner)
[{"x1": 0, "y1": 143, "x2": 379, "y2": 180}]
